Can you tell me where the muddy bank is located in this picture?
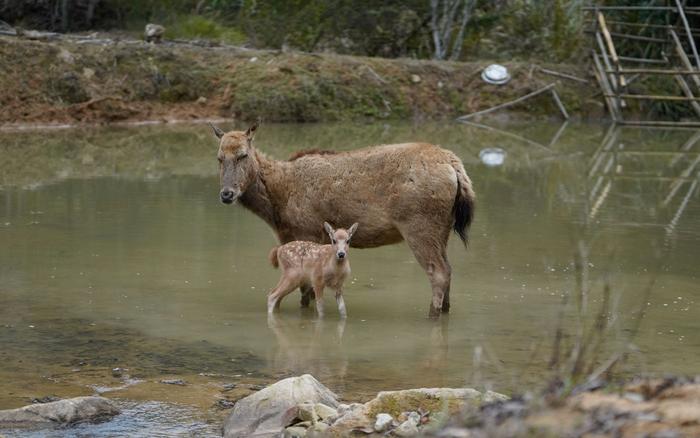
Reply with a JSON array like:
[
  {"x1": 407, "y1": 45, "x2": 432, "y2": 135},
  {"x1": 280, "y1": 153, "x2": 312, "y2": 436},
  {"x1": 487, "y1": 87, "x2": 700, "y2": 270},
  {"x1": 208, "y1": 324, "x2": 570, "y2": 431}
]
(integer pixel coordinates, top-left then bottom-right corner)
[{"x1": 0, "y1": 33, "x2": 602, "y2": 126}]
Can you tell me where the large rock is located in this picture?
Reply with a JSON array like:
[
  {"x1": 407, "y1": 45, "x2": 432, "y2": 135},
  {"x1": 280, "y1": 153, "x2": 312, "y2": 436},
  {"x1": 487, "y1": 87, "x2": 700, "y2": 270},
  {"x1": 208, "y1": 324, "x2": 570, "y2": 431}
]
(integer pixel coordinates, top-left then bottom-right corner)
[
  {"x1": 365, "y1": 388, "x2": 505, "y2": 418},
  {"x1": 0, "y1": 396, "x2": 119, "y2": 427},
  {"x1": 328, "y1": 387, "x2": 507, "y2": 435},
  {"x1": 223, "y1": 374, "x2": 339, "y2": 438}
]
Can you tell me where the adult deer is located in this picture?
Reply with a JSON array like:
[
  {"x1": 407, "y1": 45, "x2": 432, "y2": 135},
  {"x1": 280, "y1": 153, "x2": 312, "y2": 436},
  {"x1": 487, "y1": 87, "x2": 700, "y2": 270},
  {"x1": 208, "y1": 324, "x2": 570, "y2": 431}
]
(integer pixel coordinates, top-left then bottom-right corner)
[{"x1": 210, "y1": 121, "x2": 475, "y2": 318}]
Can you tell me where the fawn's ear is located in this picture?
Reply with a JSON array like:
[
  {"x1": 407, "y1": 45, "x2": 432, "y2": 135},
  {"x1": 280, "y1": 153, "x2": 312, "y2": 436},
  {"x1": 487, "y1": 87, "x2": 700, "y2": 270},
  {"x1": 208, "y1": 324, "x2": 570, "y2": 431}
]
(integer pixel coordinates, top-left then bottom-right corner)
[
  {"x1": 209, "y1": 122, "x2": 225, "y2": 139},
  {"x1": 347, "y1": 223, "x2": 359, "y2": 240},
  {"x1": 245, "y1": 118, "x2": 260, "y2": 141},
  {"x1": 323, "y1": 222, "x2": 335, "y2": 240}
]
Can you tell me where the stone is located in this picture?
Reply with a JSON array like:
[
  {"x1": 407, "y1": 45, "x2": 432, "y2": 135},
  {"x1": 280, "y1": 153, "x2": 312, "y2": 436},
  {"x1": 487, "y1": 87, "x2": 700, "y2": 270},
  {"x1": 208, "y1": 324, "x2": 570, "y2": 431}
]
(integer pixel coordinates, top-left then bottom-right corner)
[
  {"x1": 223, "y1": 374, "x2": 339, "y2": 438},
  {"x1": 327, "y1": 402, "x2": 371, "y2": 432},
  {"x1": 313, "y1": 403, "x2": 337, "y2": 421},
  {"x1": 374, "y1": 413, "x2": 393, "y2": 432},
  {"x1": 483, "y1": 390, "x2": 509, "y2": 403},
  {"x1": 306, "y1": 421, "x2": 329, "y2": 436},
  {"x1": 297, "y1": 403, "x2": 318, "y2": 422},
  {"x1": 393, "y1": 418, "x2": 419, "y2": 436},
  {"x1": 365, "y1": 388, "x2": 491, "y2": 418},
  {"x1": 30, "y1": 396, "x2": 60, "y2": 404},
  {"x1": 57, "y1": 48, "x2": 74, "y2": 64},
  {"x1": 0, "y1": 396, "x2": 119, "y2": 427},
  {"x1": 406, "y1": 411, "x2": 421, "y2": 424},
  {"x1": 410, "y1": 74, "x2": 421, "y2": 83},
  {"x1": 284, "y1": 426, "x2": 307, "y2": 437},
  {"x1": 222, "y1": 383, "x2": 238, "y2": 391},
  {"x1": 145, "y1": 23, "x2": 165, "y2": 43},
  {"x1": 160, "y1": 379, "x2": 186, "y2": 386}
]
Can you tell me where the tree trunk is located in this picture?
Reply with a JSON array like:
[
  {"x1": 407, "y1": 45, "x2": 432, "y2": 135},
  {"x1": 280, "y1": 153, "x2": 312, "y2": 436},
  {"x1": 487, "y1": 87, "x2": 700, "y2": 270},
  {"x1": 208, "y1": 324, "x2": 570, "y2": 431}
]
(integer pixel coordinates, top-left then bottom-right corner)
[{"x1": 429, "y1": 0, "x2": 474, "y2": 61}]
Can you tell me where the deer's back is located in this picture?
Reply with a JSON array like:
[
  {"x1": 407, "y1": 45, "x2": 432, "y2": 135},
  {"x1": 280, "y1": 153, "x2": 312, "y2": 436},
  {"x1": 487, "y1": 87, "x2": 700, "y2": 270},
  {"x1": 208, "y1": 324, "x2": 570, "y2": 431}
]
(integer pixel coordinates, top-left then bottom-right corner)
[
  {"x1": 276, "y1": 241, "x2": 328, "y2": 272},
  {"x1": 275, "y1": 143, "x2": 461, "y2": 247}
]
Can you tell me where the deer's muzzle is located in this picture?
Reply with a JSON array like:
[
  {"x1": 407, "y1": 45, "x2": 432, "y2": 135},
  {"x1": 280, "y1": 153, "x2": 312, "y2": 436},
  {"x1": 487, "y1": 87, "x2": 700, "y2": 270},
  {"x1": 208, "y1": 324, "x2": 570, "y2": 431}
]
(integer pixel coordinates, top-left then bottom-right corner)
[{"x1": 220, "y1": 188, "x2": 239, "y2": 204}]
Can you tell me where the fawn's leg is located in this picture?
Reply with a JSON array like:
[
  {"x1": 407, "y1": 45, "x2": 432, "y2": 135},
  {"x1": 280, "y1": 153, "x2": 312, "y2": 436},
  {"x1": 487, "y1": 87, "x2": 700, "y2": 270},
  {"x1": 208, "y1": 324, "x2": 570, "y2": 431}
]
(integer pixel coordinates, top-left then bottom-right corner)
[
  {"x1": 267, "y1": 274, "x2": 299, "y2": 314},
  {"x1": 335, "y1": 288, "x2": 347, "y2": 318},
  {"x1": 313, "y1": 284, "x2": 325, "y2": 317},
  {"x1": 398, "y1": 223, "x2": 451, "y2": 319}
]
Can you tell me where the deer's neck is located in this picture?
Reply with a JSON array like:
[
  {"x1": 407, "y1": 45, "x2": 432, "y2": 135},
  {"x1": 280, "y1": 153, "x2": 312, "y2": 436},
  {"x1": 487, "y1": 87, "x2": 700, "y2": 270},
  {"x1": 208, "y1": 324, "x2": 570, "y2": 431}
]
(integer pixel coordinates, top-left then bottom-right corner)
[{"x1": 239, "y1": 150, "x2": 285, "y2": 231}]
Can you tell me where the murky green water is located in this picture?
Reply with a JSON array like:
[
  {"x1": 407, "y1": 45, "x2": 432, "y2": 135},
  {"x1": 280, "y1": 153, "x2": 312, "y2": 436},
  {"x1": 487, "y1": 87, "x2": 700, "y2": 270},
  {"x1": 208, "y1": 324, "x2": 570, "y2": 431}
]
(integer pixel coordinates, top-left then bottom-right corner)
[{"x1": 1, "y1": 121, "x2": 699, "y2": 436}]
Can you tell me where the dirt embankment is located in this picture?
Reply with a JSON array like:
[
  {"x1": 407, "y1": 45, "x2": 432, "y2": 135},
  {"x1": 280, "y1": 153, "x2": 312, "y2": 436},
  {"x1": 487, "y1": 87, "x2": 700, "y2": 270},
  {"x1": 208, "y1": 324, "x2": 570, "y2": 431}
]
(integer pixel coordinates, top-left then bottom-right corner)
[{"x1": 0, "y1": 33, "x2": 602, "y2": 126}]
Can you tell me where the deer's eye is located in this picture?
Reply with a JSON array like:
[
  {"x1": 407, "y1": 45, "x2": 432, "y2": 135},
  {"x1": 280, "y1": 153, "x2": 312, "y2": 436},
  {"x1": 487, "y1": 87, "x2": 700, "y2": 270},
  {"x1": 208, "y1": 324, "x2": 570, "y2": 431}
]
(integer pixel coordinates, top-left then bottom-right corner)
[
  {"x1": 217, "y1": 157, "x2": 223, "y2": 163},
  {"x1": 331, "y1": 238, "x2": 337, "y2": 244}
]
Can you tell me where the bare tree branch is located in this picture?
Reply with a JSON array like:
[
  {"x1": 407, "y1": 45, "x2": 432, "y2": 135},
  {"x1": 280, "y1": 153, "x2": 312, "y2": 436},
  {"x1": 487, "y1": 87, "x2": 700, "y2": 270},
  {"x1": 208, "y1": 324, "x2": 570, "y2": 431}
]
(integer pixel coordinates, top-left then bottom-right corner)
[{"x1": 429, "y1": 0, "x2": 475, "y2": 60}]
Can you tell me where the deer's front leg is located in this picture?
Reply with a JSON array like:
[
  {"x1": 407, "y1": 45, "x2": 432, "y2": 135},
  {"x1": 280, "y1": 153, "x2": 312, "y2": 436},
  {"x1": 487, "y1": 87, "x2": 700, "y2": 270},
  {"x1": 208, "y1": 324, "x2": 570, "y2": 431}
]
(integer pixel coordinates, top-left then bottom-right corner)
[
  {"x1": 335, "y1": 288, "x2": 347, "y2": 318},
  {"x1": 313, "y1": 285, "x2": 325, "y2": 317}
]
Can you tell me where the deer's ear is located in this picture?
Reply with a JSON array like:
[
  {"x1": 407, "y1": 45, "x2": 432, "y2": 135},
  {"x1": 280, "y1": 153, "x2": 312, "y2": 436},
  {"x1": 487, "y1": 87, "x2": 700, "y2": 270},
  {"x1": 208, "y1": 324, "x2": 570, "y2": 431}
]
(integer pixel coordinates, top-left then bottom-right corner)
[
  {"x1": 347, "y1": 223, "x2": 359, "y2": 239},
  {"x1": 245, "y1": 118, "x2": 260, "y2": 140},
  {"x1": 323, "y1": 222, "x2": 335, "y2": 239},
  {"x1": 209, "y1": 122, "x2": 225, "y2": 139}
]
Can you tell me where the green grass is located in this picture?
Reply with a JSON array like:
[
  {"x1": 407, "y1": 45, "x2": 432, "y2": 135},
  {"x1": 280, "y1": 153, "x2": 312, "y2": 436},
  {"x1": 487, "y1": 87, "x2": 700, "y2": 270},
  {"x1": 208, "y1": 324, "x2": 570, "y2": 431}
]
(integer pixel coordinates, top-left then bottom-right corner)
[{"x1": 166, "y1": 15, "x2": 246, "y2": 45}]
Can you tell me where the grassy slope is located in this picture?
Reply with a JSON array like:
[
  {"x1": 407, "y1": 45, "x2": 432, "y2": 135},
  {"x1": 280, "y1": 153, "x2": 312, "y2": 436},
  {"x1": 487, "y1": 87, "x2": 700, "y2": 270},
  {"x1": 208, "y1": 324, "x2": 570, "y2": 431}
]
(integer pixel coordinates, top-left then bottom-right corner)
[{"x1": 0, "y1": 35, "x2": 601, "y2": 125}]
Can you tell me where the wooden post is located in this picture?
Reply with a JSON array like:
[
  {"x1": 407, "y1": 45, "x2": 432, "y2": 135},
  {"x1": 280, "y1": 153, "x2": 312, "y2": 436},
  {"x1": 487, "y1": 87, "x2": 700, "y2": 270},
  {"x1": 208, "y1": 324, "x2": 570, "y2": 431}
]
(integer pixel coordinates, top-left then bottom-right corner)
[
  {"x1": 550, "y1": 88, "x2": 569, "y2": 120},
  {"x1": 456, "y1": 83, "x2": 559, "y2": 121},
  {"x1": 675, "y1": 0, "x2": 700, "y2": 70},
  {"x1": 596, "y1": 32, "x2": 620, "y2": 94},
  {"x1": 603, "y1": 94, "x2": 700, "y2": 101},
  {"x1": 670, "y1": 28, "x2": 700, "y2": 93},
  {"x1": 674, "y1": 74, "x2": 700, "y2": 117},
  {"x1": 597, "y1": 12, "x2": 628, "y2": 89},
  {"x1": 592, "y1": 52, "x2": 622, "y2": 121},
  {"x1": 661, "y1": 50, "x2": 700, "y2": 118}
]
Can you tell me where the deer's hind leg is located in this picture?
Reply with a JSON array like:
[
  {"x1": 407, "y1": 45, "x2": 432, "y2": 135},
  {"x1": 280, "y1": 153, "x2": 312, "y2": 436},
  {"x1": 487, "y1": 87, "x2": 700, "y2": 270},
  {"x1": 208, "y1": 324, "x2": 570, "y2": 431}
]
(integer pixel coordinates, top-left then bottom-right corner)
[
  {"x1": 267, "y1": 272, "x2": 301, "y2": 314},
  {"x1": 300, "y1": 284, "x2": 314, "y2": 307},
  {"x1": 398, "y1": 222, "x2": 452, "y2": 318}
]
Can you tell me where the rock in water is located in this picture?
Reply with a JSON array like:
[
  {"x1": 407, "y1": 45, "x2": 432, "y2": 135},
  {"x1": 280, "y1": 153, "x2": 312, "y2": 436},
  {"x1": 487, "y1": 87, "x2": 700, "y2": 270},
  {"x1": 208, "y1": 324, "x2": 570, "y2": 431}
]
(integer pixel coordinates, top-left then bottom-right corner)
[
  {"x1": 328, "y1": 387, "x2": 508, "y2": 435},
  {"x1": 394, "y1": 418, "x2": 419, "y2": 436},
  {"x1": 313, "y1": 403, "x2": 337, "y2": 421},
  {"x1": 223, "y1": 374, "x2": 339, "y2": 438},
  {"x1": 374, "y1": 413, "x2": 393, "y2": 432},
  {"x1": 0, "y1": 396, "x2": 119, "y2": 427}
]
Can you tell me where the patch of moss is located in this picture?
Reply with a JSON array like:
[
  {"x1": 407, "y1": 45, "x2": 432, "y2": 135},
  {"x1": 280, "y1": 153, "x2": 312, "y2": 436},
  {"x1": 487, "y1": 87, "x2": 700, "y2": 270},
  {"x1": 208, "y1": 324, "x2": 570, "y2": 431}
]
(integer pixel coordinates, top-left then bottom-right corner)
[{"x1": 365, "y1": 391, "x2": 476, "y2": 419}]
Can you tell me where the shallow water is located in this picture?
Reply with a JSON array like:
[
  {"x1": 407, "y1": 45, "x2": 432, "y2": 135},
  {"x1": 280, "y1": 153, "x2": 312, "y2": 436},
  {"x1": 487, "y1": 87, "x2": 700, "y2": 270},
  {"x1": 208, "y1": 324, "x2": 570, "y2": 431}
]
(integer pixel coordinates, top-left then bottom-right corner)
[{"x1": 1, "y1": 121, "x2": 699, "y2": 435}]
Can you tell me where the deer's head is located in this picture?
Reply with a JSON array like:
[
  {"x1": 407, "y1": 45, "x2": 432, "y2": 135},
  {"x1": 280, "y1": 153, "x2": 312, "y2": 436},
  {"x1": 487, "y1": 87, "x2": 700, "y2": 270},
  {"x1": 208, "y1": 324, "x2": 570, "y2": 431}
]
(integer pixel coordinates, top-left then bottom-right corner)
[
  {"x1": 210, "y1": 121, "x2": 259, "y2": 204},
  {"x1": 324, "y1": 222, "x2": 359, "y2": 261}
]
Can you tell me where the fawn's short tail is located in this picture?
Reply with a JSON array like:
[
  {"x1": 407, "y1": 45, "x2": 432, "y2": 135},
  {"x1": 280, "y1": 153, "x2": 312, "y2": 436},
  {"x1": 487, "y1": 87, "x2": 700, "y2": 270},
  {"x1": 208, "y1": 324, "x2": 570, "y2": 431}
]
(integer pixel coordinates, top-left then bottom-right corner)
[{"x1": 268, "y1": 246, "x2": 279, "y2": 268}]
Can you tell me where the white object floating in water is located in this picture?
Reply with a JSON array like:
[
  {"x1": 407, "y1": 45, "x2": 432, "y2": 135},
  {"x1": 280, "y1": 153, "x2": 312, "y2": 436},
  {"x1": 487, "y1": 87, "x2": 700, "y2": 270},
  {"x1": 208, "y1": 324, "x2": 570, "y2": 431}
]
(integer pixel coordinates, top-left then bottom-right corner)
[
  {"x1": 481, "y1": 64, "x2": 511, "y2": 85},
  {"x1": 479, "y1": 148, "x2": 506, "y2": 167}
]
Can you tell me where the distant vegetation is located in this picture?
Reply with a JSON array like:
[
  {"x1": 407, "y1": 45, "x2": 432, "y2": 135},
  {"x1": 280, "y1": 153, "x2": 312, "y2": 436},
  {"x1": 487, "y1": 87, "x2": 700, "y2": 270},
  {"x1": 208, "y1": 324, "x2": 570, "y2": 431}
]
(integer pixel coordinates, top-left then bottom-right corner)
[{"x1": 1, "y1": 0, "x2": 588, "y2": 62}]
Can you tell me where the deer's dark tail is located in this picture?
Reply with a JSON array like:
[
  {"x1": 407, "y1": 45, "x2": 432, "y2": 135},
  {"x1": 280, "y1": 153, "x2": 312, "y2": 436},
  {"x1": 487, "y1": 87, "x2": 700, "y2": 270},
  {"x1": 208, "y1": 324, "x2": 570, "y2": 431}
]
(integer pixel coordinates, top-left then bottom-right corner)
[
  {"x1": 268, "y1": 246, "x2": 280, "y2": 268},
  {"x1": 450, "y1": 158, "x2": 475, "y2": 246}
]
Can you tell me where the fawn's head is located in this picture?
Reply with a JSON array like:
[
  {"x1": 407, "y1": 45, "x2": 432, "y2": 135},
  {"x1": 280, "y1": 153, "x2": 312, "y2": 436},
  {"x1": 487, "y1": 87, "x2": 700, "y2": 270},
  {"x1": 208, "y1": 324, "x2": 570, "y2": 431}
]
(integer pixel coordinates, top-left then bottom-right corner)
[
  {"x1": 324, "y1": 222, "x2": 359, "y2": 261},
  {"x1": 210, "y1": 120, "x2": 259, "y2": 205}
]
